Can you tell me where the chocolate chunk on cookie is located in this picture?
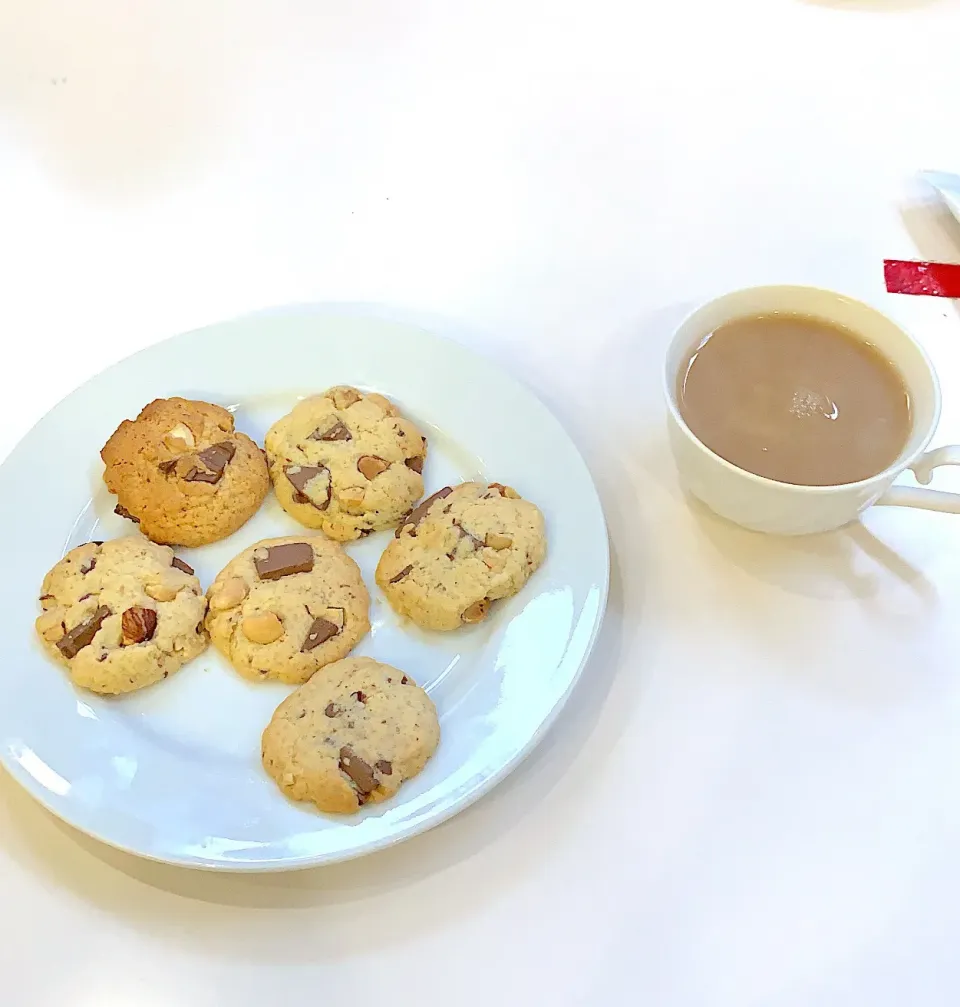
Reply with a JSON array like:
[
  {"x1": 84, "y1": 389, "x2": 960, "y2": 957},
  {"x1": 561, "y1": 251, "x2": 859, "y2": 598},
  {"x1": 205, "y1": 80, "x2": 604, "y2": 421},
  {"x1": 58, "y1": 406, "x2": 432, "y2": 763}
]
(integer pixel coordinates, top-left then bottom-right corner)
[
  {"x1": 396, "y1": 486, "x2": 453, "y2": 538},
  {"x1": 375, "y1": 480, "x2": 546, "y2": 631},
  {"x1": 302, "y1": 617, "x2": 340, "y2": 652},
  {"x1": 36, "y1": 537, "x2": 207, "y2": 694},
  {"x1": 253, "y1": 542, "x2": 315, "y2": 581},
  {"x1": 196, "y1": 441, "x2": 236, "y2": 473},
  {"x1": 205, "y1": 535, "x2": 370, "y2": 685},
  {"x1": 56, "y1": 606, "x2": 111, "y2": 659},
  {"x1": 261, "y1": 657, "x2": 440, "y2": 813},
  {"x1": 114, "y1": 503, "x2": 140, "y2": 524},
  {"x1": 101, "y1": 397, "x2": 269, "y2": 547},
  {"x1": 308, "y1": 419, "x2": 351, "y2": 442},
  {"x1": 338, "y1": 746, "x2": 378, "y2": 796},
  {"x1": 264, "y1": 386, "x2": 428, "y2": 541},
  {"x1": 284, "y1": 464, "x2": 331, "y2": 509}
]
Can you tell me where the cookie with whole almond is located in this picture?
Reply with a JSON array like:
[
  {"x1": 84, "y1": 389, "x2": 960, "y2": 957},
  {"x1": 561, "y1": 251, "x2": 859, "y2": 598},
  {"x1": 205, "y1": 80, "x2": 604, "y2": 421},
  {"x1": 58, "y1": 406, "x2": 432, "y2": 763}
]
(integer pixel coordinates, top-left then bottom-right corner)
[
  {"x1": 101, "y1": 397, "x2": 269, "y2": 547},
  {"x1": 35, "y1": 536, "x2": 207, "y2": 694},
  {"x1": 261, "y1": 656, "x2": 440, "y2": 813},
  {"x1": 264, "y1": 386, "x2": 427, "y2": 541},
  {"x1": 205, "y1": 535, "x2": 370, "y2": 685},
  {"x1": 375, "y1": 481, "x2": 546, "y2": 631}
]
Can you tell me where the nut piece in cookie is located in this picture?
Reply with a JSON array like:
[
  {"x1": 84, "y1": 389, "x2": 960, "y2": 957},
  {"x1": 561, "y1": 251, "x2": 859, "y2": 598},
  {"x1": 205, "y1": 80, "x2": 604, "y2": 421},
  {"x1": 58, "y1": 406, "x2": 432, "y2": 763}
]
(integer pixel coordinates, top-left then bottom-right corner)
[
  {"x1": 35, "y1": 536, "x2": 208, "y2": 695},
  {"x1": 261, "y1": 656, "x2": 440, "y2": 813},
  {"x1": 375, "y1": 481, "x2": 546, "y2": 631},
  {"x1": 264, "y1": 386, "x2": 428, "y2": 541},
  {"x1": 101, "y1": 397, "x2": 270, "y2": 547},
  {"x1": 205, "y1": 535, "x2": 370, "y2": 685}
]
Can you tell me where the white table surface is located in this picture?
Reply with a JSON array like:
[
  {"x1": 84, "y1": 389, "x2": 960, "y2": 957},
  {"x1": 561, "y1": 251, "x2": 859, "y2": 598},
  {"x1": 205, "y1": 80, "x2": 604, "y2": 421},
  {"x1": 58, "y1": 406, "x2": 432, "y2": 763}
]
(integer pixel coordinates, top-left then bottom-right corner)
[{"x1": 2, "y1": 1, "x2": 960, "y2": 1004}]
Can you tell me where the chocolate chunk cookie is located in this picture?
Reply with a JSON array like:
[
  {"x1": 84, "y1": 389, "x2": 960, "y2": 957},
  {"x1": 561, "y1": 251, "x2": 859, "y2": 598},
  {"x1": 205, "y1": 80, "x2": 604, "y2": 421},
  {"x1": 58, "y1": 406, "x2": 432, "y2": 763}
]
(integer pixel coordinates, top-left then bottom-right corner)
[
  {"x1": 264, "y1": 386, "x2": 427, "y2": 541},
  {"x1": 375, "y1": 481, "x2": 546, "y2": 631},
  {"x1": 261, "y1": 657, "x2": 440, "y2": 813},
  {"x1": 101, "y1": 397, "x2": 270, "y2": 547},
  {"x1": 205, "y1": 535, "x2": 370, "y2": 685},
  {"x1": 35, "y1": 537, "x2": 208, "y2": 694}
]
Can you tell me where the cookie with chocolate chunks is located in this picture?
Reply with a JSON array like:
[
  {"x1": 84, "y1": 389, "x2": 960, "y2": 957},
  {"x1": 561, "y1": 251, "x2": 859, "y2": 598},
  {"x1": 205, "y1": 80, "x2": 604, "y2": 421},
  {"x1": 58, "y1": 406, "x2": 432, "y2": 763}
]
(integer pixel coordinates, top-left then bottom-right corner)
[
  {"x1": 101, "y1": 397, "x2": 269, "y2": 547},
  {"x1": 35, "y1": 536, "x2": 207, "y2": 694},
  {"x1": 205, "y1": 535, "x2": 369, "y2": 685},
  {"x1": 261, "y1": 657, "x2": 440, "y2": 813},
  {"x1": 264, "y1": 386, "x2": 427, "y2": 541},
  {"x1": 375, "y1": 480, "x2": 546, "y2": 631}
]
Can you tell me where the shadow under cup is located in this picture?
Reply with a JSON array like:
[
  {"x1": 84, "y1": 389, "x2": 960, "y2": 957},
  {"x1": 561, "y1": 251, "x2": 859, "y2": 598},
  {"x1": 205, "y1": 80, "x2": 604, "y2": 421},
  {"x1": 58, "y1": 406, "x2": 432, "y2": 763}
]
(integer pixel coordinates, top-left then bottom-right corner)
[{"x1": 663, "y1": 285, "x2": 941, "y2": 536}]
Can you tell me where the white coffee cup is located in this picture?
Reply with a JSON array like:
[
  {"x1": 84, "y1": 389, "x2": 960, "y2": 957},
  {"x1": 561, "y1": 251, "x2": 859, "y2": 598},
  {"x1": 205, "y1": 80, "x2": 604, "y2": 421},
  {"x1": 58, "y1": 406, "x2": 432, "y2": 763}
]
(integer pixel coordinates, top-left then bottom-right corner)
[{"x1": 663, "y1": 285, "x2": 960, "y2": 535}]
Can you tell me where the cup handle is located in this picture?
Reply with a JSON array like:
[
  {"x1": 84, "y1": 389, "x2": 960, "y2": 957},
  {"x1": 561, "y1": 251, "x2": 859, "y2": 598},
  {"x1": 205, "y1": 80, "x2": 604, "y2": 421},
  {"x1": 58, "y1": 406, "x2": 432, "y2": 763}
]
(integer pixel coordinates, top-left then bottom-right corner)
[{"x1": 876, "y1": 445, "x2": 960, "y2": 513}]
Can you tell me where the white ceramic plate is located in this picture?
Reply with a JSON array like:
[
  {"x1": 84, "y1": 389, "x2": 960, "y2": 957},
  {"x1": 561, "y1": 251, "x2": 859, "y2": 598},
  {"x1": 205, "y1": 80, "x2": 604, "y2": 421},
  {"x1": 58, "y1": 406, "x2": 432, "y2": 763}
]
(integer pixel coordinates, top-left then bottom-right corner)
[{"x1": 0, "y1": 308, "x2": 608, "y2": 871}]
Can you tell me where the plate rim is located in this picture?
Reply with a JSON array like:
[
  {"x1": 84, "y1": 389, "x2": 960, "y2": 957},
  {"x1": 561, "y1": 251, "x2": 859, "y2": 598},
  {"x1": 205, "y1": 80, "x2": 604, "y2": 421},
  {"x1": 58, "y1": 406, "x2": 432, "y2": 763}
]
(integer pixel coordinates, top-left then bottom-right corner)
[{"x1": 0, "y1": 303, "x2": 610, "y2": 872}]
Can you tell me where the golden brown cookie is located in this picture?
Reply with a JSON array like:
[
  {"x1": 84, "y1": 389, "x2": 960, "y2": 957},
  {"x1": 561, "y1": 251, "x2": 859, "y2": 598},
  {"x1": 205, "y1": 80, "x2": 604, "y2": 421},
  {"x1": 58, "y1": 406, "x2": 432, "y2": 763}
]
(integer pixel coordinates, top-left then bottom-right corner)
[
  {"x1": 261, "y1": 657, "x2": 440, "y2": 813},
  {"x1": 35, "y1": 537, "x2": 207, "y2": 695},
  {"x1": 375, "y1": 481, "x2": 546, "y2": 631},
  {"x1": 264, "y1": 386, "x2": 427, "y2": 541},
  {"x1": 205, "y1": 535, "x2": 370, "y2": 685},
  {"x1": 101, "y1": 397, "x2": 269, "y2": 547}
]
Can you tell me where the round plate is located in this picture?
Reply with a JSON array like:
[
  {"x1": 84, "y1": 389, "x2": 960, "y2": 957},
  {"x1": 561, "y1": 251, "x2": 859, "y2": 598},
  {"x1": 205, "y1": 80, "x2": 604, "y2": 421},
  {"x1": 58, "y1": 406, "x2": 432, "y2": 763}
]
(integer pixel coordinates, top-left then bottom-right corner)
[{"x1": 0, "y1": 307, "x2": 608, "y2": 871}]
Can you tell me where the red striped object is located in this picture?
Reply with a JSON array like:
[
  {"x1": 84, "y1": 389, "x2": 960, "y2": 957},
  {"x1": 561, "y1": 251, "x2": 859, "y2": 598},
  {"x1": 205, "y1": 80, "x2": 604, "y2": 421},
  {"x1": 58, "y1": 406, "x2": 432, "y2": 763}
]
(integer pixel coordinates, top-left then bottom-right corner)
[{"x1": 884, "y1": 259, "x2": 960, "y2": 297}]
